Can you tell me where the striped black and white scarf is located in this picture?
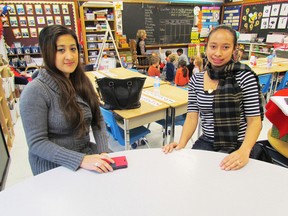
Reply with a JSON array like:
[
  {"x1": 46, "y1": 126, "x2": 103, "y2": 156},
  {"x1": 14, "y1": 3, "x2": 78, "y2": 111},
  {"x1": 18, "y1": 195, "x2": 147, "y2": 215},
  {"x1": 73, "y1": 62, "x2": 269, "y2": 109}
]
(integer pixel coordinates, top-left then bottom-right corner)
[{"x1": 206, "y1": 60, "x2": 263, "y2": 152}]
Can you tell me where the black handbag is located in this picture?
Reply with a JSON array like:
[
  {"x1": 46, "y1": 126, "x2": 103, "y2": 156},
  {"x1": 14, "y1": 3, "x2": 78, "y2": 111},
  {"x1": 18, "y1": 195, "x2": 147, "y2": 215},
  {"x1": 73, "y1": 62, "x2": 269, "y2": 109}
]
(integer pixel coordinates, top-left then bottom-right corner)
[{"x1": 96, "y1": 77, "x2": 146, "y2": 110}]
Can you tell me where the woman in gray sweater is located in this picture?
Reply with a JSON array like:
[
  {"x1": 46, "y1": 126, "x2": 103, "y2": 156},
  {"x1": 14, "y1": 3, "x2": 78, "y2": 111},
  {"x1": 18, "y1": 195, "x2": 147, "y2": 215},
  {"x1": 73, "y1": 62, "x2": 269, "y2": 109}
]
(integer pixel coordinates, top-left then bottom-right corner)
[{"x1": 20, "y1": 25, "x2": 114, "y2": 175}]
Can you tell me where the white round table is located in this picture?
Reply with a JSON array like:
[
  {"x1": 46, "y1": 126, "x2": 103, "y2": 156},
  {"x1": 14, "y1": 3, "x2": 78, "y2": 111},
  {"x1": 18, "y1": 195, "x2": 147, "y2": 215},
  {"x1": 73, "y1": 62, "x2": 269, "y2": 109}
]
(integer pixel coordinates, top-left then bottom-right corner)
[{"x1": 0, "y1": 149, "x2": 287, "y2": 216}]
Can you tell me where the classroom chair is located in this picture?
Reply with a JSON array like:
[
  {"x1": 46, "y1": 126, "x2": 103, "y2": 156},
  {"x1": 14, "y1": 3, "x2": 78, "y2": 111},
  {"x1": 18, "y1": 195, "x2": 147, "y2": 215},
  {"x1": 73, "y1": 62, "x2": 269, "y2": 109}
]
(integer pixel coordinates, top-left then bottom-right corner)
[
  {"x1": 100, "y1": 107, "x2": 151, "y2": 149},
  {"x1": 129, "y1": 39, "x2": 151, "y2": 73},
  {"x1": 276, "y1": 72, "x2": 288, "y2": 91},
  {"x1": 258, "y1": 73, "x2": 272, "y2": 102}
]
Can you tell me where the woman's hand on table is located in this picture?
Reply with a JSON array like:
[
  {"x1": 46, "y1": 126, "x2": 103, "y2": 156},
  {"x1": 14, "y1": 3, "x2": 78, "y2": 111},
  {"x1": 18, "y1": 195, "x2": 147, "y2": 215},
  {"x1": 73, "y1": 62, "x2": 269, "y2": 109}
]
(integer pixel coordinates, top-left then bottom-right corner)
[
  {"x1": 80, "y1": 154, "x2": 115, "y2": 173},
  {"x1": 162, "y1": 142, "x2": 183, "y2": 153},
  {"x1": 220, "y1": 148, "x2": 250, "y2": 171}
]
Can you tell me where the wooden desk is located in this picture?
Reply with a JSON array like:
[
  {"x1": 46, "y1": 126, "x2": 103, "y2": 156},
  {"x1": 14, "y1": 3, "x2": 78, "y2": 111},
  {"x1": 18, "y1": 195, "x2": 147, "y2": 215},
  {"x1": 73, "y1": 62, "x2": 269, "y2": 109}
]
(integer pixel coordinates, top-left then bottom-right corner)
[
  {"x1": 85, "y1": 70, "x2": 171, "y2": 150},
  {"x1": 242, "y1": 57, "x2": 288, "y2": 75},
  {"x1": 242, "y1": 58, "x2": 288, "y2": 96},
  {"x1": 142, "y1": 84, "x2": 188, "y2": 143},
  {"x1": 1, "y1": 149, "x2": 288, "y2": 216},
  {"x1": 114, "y1": 97, "x2": 169, "y2": 150}
]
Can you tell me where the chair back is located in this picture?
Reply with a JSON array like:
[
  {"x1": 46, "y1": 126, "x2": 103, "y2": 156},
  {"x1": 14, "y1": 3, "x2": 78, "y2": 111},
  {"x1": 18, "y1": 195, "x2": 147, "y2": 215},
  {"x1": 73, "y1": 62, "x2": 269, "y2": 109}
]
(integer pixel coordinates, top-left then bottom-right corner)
[
  {"x1": 100, "y1": 107, "x2": 151, "y2": 147},
  {"x1": 129, "y1": 39, "x2": 150, "y2": 71},
  {"x1": 258, "y1": 74, "x2": 272, "y2": 93},
  {"x1": 277, "y1": 72, "x2": 288, "y2": 91},
  {"x1": 100, "y1": 107, "x2": 123, "y2": 142},
  {"x1": 129, "y1": 39, "x2": 138, "y2": 64}
]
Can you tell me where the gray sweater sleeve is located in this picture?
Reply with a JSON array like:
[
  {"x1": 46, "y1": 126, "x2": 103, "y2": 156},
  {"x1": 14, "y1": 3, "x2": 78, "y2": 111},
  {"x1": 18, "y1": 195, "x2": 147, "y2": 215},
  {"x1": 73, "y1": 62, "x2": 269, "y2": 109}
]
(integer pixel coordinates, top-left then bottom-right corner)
[
  {"x1": 20, "y1": 81, "x2": 85, "y2": 172},
  {"x1": 92, "y1": 115, "x2": 111, "y2": 153}
]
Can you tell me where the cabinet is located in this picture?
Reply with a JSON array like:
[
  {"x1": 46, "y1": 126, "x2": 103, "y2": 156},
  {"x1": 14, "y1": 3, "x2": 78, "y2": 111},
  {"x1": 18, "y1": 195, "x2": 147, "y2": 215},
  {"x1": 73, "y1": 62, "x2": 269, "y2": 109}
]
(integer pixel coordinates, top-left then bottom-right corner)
[
  {"x1": 238, "y1": 42, "x2": 273, "y2": 59},
  {"x1": 0, "y1": 65, "x2": 15, "y2": 150},
  {"x1": 80, "y1": 4, "x2": 116, "y2": 65}
]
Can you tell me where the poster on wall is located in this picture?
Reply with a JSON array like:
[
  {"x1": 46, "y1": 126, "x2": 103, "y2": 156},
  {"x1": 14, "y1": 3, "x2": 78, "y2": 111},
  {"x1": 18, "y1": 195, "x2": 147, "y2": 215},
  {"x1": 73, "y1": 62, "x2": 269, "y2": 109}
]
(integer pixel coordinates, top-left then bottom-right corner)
[
  {"x1": 25, "y1": 5, "x2": 33, "y2": 15},
  {"x1": 16, "y1": 5, "x2": 25, "y2": 15},
  {"x1": 8, "y1": 4, "x2": 15, "y2": 15},
  {"x1": 37, "y1": 17, "x2": 45, "y2": 25},
  {"x1": 44, "y1": 5, "x2": 52, "y2": 15},
  {"x1": 9, "y1": 17, "x2": 18, "y2": 27},
  {"x1": 21, "y1": 28, "x2": 29, "y2": 38},
  {"x1": 12, "y1": 28, "x2": 21, "y2": 39},
  {"x1": 62, "y1": 5, "x2": 69, "y2": 14},
  {"x1": 35, "y1": 5, "x2": 43, "y2": 15},
  {"x1": 64, "y1": 16, "x2": 71, "y2": 25},
  {"x1": 223, "y1": 5, "x2": 242, "y2": 30},
  {"x1": 46, "y1": 16, "x2": 54, "y2": 25},
  {"x1": 53, "y1": 5, "x2": 60, "y2": 14},
  {"x1": 27, "y1": 16, "x2": 35, "y2": 26},
  {"x1": 19, "y1": 16, "x2": 27, "y2": 27},
  {"x1": 30, "y1": 28, "x2": 37, "y2": 37},
  {"x1": 55, "y1": 16, "x2": 62, "y2": 25}
]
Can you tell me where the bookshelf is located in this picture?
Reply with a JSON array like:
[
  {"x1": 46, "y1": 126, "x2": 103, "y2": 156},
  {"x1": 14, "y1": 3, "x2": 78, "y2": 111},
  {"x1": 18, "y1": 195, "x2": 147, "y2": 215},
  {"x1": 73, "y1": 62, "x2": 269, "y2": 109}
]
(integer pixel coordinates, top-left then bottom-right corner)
[
  {"x1": 80, "y1": 4, "x2": 116, "y2": 65},
  {"x1": 0, "y1": 65, "x2": 15, "y2": 150}
]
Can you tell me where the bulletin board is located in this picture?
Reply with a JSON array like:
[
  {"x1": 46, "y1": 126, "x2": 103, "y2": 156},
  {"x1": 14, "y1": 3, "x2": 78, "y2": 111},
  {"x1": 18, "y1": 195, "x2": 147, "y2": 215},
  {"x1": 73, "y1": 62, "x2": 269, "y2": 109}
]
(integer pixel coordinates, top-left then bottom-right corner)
[
  {"x1": 222, "y1": 5, "x2": 242, "y2": 30},
  {"x1": 240, "y1": 1, "x2": 288, "y2": 38},
  {"x1": 1, "y1": 1, "x2": 77, "y2": 47}
]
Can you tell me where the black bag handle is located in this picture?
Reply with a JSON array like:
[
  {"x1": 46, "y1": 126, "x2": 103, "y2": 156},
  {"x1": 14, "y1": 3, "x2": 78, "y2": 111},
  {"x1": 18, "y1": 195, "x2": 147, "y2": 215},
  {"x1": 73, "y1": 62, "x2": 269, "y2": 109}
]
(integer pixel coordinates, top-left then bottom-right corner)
[{"x1": 108, "y1": 80, "x2": 133, "y2": 109}]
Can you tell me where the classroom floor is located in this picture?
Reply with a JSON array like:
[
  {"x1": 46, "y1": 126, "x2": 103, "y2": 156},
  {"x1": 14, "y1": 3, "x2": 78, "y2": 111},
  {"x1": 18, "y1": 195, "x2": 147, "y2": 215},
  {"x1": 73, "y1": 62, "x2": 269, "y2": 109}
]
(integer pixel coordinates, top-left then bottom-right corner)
[{"x1": 4, "y1": 115, "x2": 272, "y2": 189}]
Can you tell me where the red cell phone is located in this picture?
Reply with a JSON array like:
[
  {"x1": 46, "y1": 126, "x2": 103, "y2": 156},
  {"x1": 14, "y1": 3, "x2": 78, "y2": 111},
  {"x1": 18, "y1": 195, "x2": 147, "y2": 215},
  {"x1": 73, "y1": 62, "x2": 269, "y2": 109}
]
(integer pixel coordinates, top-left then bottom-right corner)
[{"x1": 104, "y1": 156, "x2": 128, "y2": 170}]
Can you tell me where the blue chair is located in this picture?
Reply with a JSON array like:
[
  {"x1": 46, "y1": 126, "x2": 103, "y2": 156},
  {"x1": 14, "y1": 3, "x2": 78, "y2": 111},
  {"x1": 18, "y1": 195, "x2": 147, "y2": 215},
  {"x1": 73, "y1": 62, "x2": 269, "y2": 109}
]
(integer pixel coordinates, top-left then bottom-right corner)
[
  {"x1": 276, "y1": 72, "x2": 288, "y2": 91},
  {"x1": 258, "y1": 74, "x2": 272, "y2": 93},
  {"x1": 100, "y1": 107, "x2": 151, "y2": 149},
  {"x1": 258, "y1": 74, "x2": 272, "y2": 102},
  {"x1": 128, "y1": 68, "x2": 139, "y2": 73}
]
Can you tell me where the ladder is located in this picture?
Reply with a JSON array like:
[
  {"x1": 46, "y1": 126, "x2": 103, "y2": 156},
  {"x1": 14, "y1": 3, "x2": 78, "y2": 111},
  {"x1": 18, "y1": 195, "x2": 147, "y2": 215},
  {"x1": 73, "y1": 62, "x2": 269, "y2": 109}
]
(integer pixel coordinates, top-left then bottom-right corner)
[{"x1": 94, "y1": 20, "x2": 123, "y2": 71}]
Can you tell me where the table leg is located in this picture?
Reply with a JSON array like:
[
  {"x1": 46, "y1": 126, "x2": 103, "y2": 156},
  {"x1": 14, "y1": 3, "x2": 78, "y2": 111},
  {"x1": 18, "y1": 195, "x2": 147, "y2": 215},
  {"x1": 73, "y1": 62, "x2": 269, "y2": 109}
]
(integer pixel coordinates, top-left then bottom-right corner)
[
  {"x1": 169, "y1": 108, "x2": 176, "y2": 143},
  {"x1": 163, "y1": 109, "x2": 169, "y2": 146},
  {"x1": 123, "y1": 119, "x2": 130, "y2": 150}
]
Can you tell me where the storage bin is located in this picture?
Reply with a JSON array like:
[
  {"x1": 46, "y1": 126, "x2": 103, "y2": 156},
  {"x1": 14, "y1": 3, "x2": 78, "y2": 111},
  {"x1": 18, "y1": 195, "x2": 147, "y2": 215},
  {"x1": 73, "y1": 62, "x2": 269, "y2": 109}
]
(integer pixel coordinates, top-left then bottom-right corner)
[
  {"x1": 88, "y1": 51, "x2": 98, "y2": 56},
  {"x1": 87, "y1": 35, "x2": 97, "y2": 41},
  {"x1": 18, "y1": 60, "x2": 27, "y2": 67},
  {"x1": 9, "y1": 61, "x2": 18, "y2": 68},
  {"x1": 87, "y1": 43, "x2": 97, "y2": 49},
  {"x1": 23, "y1": 46, "x2": 31, "y2": 54},
  {"x1": 31, "y1": 46, "x2": 39, "y2": 53},
  {"x1": 7, "y1": 48, "x2": 16, "y2": 55},
  {"x1": 86, "y1": 13, "x2": 94, "y2": 20},
  {"x1": 16, "y1": 48, "x2": 23, "y2": 54}
]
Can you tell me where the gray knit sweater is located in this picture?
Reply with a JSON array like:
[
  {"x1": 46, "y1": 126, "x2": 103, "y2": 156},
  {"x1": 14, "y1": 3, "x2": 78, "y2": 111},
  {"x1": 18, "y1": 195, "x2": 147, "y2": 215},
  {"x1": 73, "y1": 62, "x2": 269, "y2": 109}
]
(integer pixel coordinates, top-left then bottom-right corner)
[{"x1": 20, "y1": 70, "x2": 109, "y2": 175}]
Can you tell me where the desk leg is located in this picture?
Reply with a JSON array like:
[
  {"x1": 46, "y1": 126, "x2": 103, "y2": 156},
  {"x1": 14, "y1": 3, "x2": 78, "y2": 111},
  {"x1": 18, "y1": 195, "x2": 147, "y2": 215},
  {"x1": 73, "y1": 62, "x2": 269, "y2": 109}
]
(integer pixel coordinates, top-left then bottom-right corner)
[
  {"x1": 273, "y1": 73, "x2": 280, "y2": 94},
  {"x1": 163, "y1": 109, "x2": 169, "y2": 146},
  {"x1": 169, "y1": 108, "x2": 176, "y2": 143},
  {"x1": 124, "y1": 119, "x2": 130, "y2": 150}
]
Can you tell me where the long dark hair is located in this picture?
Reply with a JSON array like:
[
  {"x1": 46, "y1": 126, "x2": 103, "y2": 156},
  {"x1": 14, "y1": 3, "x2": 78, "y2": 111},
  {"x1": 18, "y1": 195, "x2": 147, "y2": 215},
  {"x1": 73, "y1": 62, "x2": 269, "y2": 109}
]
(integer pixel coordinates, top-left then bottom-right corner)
[
  {"x1": 178, "y1": 60, "x2": 188, "y2": 77},
  {"x1": 39, "y1": 25, "x2": 102, "y2": 136}
]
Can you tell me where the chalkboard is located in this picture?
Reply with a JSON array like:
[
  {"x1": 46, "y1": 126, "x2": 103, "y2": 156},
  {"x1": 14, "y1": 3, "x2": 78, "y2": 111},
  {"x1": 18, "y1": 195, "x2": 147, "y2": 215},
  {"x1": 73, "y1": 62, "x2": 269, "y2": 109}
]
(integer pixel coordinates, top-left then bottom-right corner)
[
  {"x1": 240, "y1": 2, "x2": 288, "y2": 38},
  {"x1": 122, "y1": 3, "x2": 194, "y2": 45}
]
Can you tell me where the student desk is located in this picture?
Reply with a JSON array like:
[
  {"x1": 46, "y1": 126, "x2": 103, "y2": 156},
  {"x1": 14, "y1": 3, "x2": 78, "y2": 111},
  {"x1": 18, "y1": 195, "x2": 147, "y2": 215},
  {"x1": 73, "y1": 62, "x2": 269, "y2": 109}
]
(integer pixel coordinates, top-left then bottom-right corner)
[
  {"x1": 85, "y1": 70, "x2": 170, "y2": 150},
  {"x1": 242, "y1": 57, "x2": 288, "y2": 95},
  {"x1": 142, "y1": 84, "x2": 188, "y2": 143},
  {"x1": 1, "y1": 149, "x2": 288, "y2": 216},
  {"x1": 113, "y1": 98, "x2": 169, "y2": 150},
  {"x1": 242, "y1": 57, "x2": 288, "y2": 76}
]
